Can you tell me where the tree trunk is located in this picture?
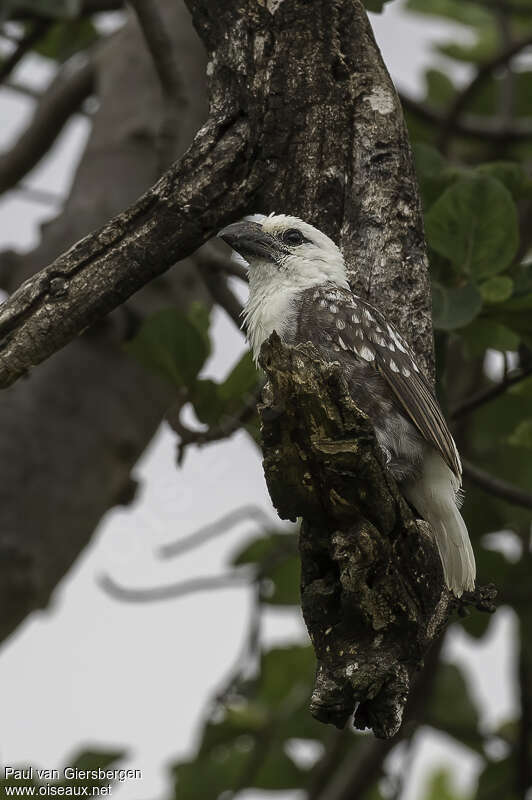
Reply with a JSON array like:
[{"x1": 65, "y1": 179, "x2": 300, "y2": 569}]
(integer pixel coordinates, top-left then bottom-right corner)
[{"x1": 0, "y1": 0, "x2": 208, "y2": 646}]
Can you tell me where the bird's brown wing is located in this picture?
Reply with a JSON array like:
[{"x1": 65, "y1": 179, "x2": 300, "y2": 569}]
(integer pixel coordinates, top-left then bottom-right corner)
[{"x1": 297, "y1": 285, "x2": 462, "y2": 481}]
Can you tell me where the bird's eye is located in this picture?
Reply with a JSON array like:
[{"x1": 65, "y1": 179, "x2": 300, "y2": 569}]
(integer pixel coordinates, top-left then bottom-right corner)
[{"x1": 282, "y1": 228, "x2": 305, "y2": 246}]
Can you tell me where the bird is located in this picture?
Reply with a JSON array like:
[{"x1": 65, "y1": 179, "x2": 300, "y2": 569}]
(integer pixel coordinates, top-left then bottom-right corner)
[{"x1": 218, "y1": 213, "x2": 476, "y2": 597}]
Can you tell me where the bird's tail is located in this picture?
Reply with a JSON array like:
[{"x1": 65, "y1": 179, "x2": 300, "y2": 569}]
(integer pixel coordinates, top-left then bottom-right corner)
[{"x1": 404, "y1": 450, "x2": 476, "y2": 597}]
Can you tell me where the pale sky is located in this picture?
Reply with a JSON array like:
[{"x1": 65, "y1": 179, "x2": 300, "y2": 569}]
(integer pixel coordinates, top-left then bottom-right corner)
[{"x1": 0, "y1": 4, "x2": 519, "y2": 800}]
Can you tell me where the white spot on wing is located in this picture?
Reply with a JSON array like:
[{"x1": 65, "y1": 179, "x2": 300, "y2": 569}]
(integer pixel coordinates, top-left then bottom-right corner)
[
  {"x1": 338, "y1": 336, "x2": 348, "y2": 350},
  {"x1": 329, "y1": 304, "x2": 338, "y2": 314},
  {"x1": 359, "y1": 345, "x2": 375, "y2": 361},
  {"x1": 402, "y1": 367, "x2": 411, "y2": 377},
  {"x1": 389, "y1": 359, "x2": 399, "y2": 373},
  {"x1": 352, "y1": 313, "x2": 361, "y2": 324},
  {"x1": 336, "y1": 318, "x2": 346, "y2": 330}
]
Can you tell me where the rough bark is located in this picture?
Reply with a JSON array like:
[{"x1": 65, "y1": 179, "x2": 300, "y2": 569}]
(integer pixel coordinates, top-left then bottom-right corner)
[
  {"x1": 0, "y1": 0, "x2": 209, "y2": 645},
  {"x1": 0, "y1": 0, "x2": 432, "y2": 386},
  {"x1": 259, "y1": 336, "x2": 496, "y2": 738}
]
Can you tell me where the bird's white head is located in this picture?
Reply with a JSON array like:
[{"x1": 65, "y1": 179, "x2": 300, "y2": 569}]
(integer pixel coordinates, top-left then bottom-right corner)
[
  {"x1": 218, "y1": 214, "x2": 349, "y2": 362},
  {"x1": 218, "y1": 213, "x2": 348, "y2": 292}
]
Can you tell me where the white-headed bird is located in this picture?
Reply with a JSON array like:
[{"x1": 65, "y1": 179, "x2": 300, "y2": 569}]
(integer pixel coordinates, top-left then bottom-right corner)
[{"x1": 218, "y1": 214, "x2": 476, "y2": 597}]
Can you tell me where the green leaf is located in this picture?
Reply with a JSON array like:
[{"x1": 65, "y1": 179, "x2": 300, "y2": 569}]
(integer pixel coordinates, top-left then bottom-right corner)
[
  {"x1": 191, "y1": 379, "x2": 225, "y2": 425},
  {"x1": 476, "y1": 162, "x2": 526, "y2": 199},
  {"x1": 479, "y1": 276, "x2": 514, "y2": 304},
  {"x1": 364, "y1": 0, "x2": 395, "y2": 12},
  {"x1": 425, "y1": 176, "x2": 519, "y2": 278},
  {"x1": 438, "y1": 25, "x2": 499, "y2": 64},
  {"x1": 475, "y1": 757, "x2": 517, "y2": 800},
  {"x1": 406, "y1": 0, "x2": 492, "y2": 27},
  {"x1": 508, "y1": 419, "x2": 532, "y2": 449},
  {"x1": 232, "y1": 531, "x2": 300, "y2": 606},
  {"x1": 423, "y1": 768, "x2": 470, "y2": 800},
  {"x1": 425, "y1": 68, "x2": 456, "y2": 108},
  {"x1": 125, "y1": 305, "x2": 210, "y2": 388},
  {"x1": 218, "y1": 351, "x2": 258, "y2": 408},
  {"x1": 432, "y1": 283, "x2": 483, "y2": 330},
  {"x1": 69, "y1": 750, "x2": 125, "y2": 772},
  {"x1": 35, "y1": 19, "x2": 98, "y2": 61},
  {"x1": 427, "y1": 662, "x2": 482, "y2": 750},
  {"x1": 232, "y1": 531, "x2": 298, "y2": 567},
  {"x1": 190, "y1": 351, "x2": 259, "y2": 428},
  {"x1": 413, "y1": 143, "x2": 447, "y2": 178},
  {"x1": 461, "y1": 318, "x2": 519, "y2": 356}
]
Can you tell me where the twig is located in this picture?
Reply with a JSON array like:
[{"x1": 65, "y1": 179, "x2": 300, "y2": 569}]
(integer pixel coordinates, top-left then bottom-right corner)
[
  {"x1": 451, "y1": 365, "x2": 532, "y2": 420},
  {"x1": 400, "y1": 93, "x2": 532, "y2": 143},
  {"x1": 217, "y1": 257, "x2": 248, "y2": 283},
  {"x1": 195, "y1": 250, "x2": 244, "y2": 329},
  {"x1": 128, "y1": 0, "x2": 186, "y2": 167},
  {"x1": 0, "y1": 114, "x2": 256, "y2": 389},
  {"x1": 159, "y1": 504, "x2": 273, "y2": 559},
  {"x1": 0, "y1": 19, "x2": 49, "y2": 83},
  {"x1": 4, "y1": 80, "x2": 41, "y2": 100},
  {"x1": 0, "y1": 57, "x2": 95, "y2": 196},
  {"x1": 195, "y1": 246, "x2": 248, "y2": 282},
  {"x1": 462, "y1": 459, "x2": 532, "y2": 510},
  {"x1": 13, "y1": 183, "x2": 65, "y2": 207},
  {"x1": 99, "y1": 568, "x2": 252, "y2": 602},
  {"x1": 167, "y1": 386, "x2": 261, "y2": 464},
  {"x1": 438, "y1": 33, "x2": 532, "y2": 152}
]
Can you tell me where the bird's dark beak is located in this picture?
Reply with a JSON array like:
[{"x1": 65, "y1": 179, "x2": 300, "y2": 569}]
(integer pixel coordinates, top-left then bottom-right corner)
[{"x1": 218, "y1": 221, "x2": 283, "y2": 265}]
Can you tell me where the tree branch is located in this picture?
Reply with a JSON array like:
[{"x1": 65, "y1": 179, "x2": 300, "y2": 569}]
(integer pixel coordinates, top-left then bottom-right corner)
[
  {"x1": 159, "y1": 505, "x2": 272, "y2": 559},
  {"x1": 167, "y1": 384, "x2": 260, "y2": 465},
  {"x1": 195, "y1": 248, "x2": 244, "y2": 329},
  {"x1": 462, "y1": 459, "x2": 532, "y2": 510},
  {"x1": 0, "y1": 0, "x2": 211, "y2": 646},
  {"x1": 0, "y1": 57, "x2": 95, "y2": 196},
  {"x1": 128, "y1": 0, "x2": 187, "y2": 166},
  {"x1": 438, "y1": 33, "x2": 532, "y2": 151},
  {"x1": 99, "y1": 569, "x2": 252, "y2": 603},
  {"x1": 128, "y1": 0, "x2": 185, "y2": 107},
  {"x1": 0, "y1": 114, "x2": 257, "y2": 388},
  {"x1": 451, "y1": 365, "x2": 532, "y2": 420},
  {"x1": 0, "y1": 19, "x2": 49, "y2": 83},
  {"x1": 400, "y1": 92, "x2": 532, "y2": 142}
]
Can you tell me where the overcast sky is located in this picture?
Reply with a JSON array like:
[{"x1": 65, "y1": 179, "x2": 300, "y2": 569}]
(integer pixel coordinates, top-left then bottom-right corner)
[{"x1": 0, "y1": 4, "x2": 519, "y2": 800}]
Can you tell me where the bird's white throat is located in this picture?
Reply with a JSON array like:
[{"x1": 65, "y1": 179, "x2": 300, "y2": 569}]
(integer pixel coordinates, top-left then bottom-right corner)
[{"x1": 243, "y1": 258, "x2": 349, "y2": 363}]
